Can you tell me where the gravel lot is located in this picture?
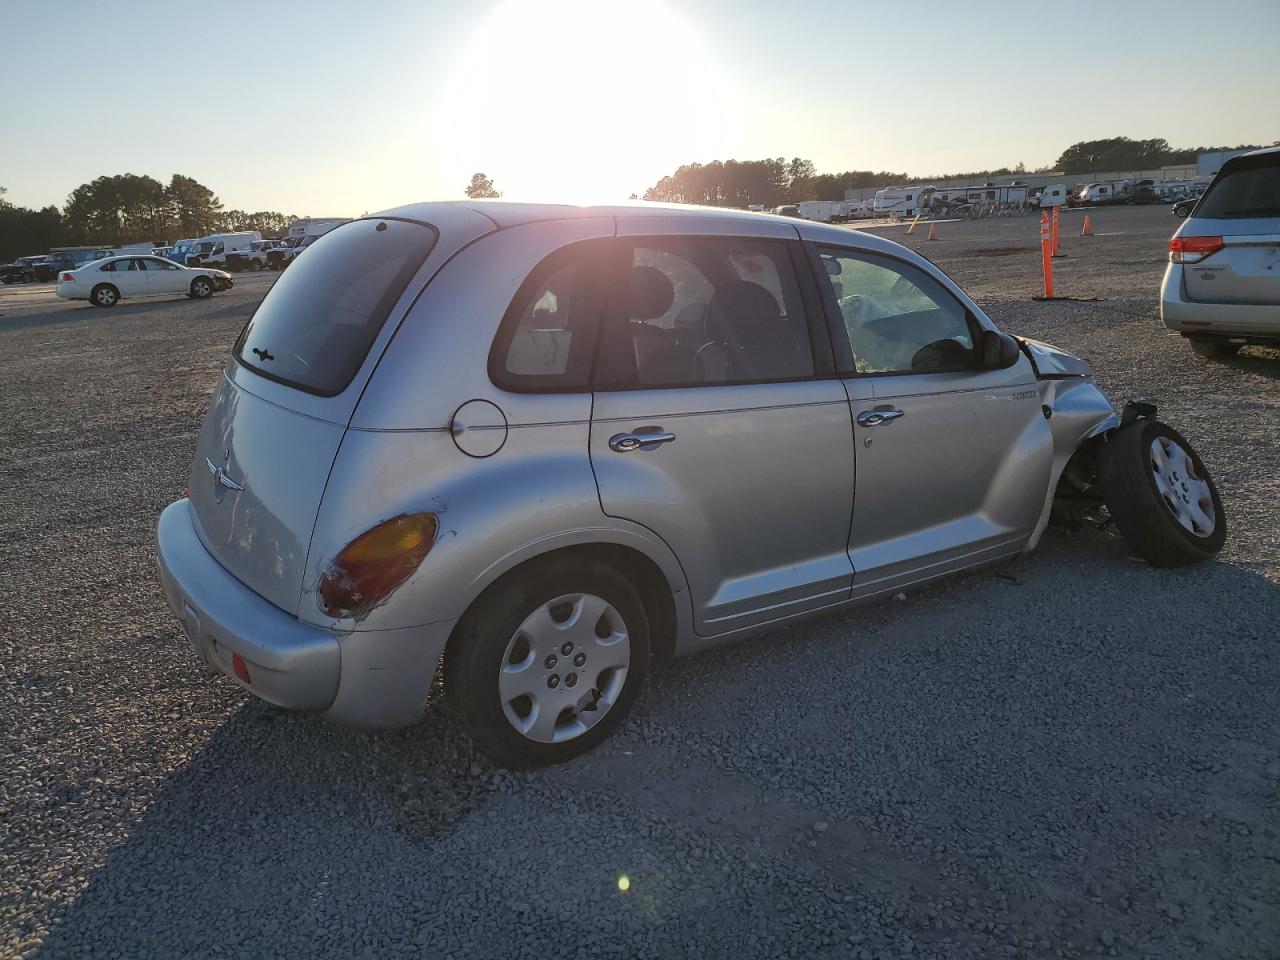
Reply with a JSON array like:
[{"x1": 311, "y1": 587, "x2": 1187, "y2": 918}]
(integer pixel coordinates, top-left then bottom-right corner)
[{"x1": 2, "y1": 208, "x2": 1277, "y2": 960}]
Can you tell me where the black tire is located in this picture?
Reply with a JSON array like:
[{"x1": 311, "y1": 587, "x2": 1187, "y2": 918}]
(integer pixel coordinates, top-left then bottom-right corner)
[
  {"x1": 90, "y1": 283, "x2": 119, "y2": 308},
  {"x1": 1189, "y1": 338, "x2": 1241, "y2": 359},
  {"x1": 190, "y1": 277, "x2": 214, "y2": 299},
  {"x1": 1098, "y1": 420, "x2": 1225, "y2": 567},
  {"x1": 445, "y1": 558, "x2": 650, "y2": 768}
]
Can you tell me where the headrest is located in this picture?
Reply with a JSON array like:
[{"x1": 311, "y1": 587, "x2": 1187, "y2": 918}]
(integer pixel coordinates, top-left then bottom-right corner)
[
  {"x1": 707, "y1": 280, "x2": 780, "y2": 341},
  {"x1": 626, "y1": 265, "x2": 675, "y2": 320}
]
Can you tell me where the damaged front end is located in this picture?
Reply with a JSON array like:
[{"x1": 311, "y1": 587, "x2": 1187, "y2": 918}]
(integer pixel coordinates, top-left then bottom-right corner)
[{"x1": 1018, "y1": 338, "x2": 1128, "y2": 548}]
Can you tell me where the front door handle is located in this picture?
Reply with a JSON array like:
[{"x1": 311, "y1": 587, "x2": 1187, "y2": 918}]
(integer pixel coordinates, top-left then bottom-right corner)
[
  {"x1": 608, "y1": 431, "x2": 676, "y2": 452},
  {"x1": 856, "y1": 408, "x2": 905, "y2": 428}
]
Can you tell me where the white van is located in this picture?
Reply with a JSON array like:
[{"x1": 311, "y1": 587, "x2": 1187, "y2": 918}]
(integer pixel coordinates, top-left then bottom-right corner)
[{"x1": 185, "y1": 231, "x2": 262, "y2": 268}]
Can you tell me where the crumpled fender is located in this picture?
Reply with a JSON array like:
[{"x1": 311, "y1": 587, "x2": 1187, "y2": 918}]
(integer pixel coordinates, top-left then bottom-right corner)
[{"x1": 1025, "y1": 376, "x2": 1119, "y2": 551}]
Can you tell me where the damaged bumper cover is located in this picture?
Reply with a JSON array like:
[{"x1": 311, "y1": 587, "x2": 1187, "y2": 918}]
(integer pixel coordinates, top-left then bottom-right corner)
[{"x1": 155, "y1": 499, "x2": 453, "y2": 728}]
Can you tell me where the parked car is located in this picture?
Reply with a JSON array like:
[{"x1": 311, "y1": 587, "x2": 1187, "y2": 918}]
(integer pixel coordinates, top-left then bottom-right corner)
[
  {"x1": 0, "y1": 255, "x2": 48, "y2": 283},
  {"x1": 226, "y1": 238, "x2": 289, "y2": 272},
  {"x1": 1171, "y1": 195, "x2": 1201, "y2": 218},
  {"x1": 33, "y1": 247, "x2": 116, "y2": 282},
  {"x1": 56, "y1": 254, "x2": 232, "y2": 307},
  {"x1": 155, "y1": 201, "x2": 1226, "y2": 767},
  {"x1": 1161, "y1": 145, "x2": 1280, "y2": 357}
]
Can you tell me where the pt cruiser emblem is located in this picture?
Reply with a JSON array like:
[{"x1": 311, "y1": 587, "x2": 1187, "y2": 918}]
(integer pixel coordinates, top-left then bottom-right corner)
[{"x1": 206, "y1": 453, "x2": 243, "y2": 493}]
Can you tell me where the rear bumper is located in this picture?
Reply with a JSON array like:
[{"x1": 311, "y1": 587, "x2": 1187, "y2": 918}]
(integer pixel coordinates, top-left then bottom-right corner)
[
  {"x1": 1160, "y1": 264, "x2": 1280, "y2": 340},
  {"x1": 155, "y1": 499, "x2": 453, "y2": 728}
]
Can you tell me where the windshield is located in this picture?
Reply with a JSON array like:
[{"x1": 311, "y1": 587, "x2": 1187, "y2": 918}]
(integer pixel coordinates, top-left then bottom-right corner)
[
  {"x1": 234, "y1": 218, "x2": 438, "y2": 396},
  {"x1": 1194, "y1": 153, "x2": 1280, "y2": 219}
]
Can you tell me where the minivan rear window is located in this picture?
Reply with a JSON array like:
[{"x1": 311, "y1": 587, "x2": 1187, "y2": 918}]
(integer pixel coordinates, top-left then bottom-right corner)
[
  {"x1": 235, "y1": 218, "x2": 437, "y2": 396},
  {"x1": 1194, "y1": 153, "x2": 1280, "y2": 220}
]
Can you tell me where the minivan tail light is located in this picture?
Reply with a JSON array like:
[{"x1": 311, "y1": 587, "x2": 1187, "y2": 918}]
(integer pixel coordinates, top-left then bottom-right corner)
[
  {"x1": 1170, "y1": 236, "x2": 1224, "y2": 263},
  {"x1": 317, "y1": 513, "x2": 438, "y2": 619}
]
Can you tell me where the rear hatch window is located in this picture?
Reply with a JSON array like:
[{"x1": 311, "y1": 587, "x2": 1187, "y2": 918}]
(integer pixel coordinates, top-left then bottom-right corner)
[
  {"x1": 1194, "y1": 152, "x2": 1280, "y2": 220},
  {"x1": 235, "y1": 218, "x2": 438, "y2": 396}
]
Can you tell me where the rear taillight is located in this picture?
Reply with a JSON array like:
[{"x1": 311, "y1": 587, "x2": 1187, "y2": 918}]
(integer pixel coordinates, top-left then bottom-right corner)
[
  {"x1": 317, "y1": 513, "x2": 438, "y2": 619},
  {"x1": 1170, "y1": 236, "x2": 1224, "y2": 264},
  {"x1": 60, "y1": 272, "x2": 74, "y2": 282}
]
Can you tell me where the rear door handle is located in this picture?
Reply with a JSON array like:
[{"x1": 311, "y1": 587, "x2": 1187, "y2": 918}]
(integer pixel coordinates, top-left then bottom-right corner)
[
  {"x1": 608, "y1": 431, "x2": 676, "y2": 452},
  {"x1": 856, "y1": 408, "x2": 905, "y2": 428}
]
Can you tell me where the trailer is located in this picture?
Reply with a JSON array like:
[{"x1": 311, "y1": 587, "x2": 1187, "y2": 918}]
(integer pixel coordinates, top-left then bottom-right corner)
[
  {"x1": 873, "y1": 185, "x2": 937, "y2": 218},
  {"x1": 1075, "y1": 180, "x2": 1136, "y2": 205},
  {"x1": 797, "y1": 200, "x2": 847, "y2": 223}
]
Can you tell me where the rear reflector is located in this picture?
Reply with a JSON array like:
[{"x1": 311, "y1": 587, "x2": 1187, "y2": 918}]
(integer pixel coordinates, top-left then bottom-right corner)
[
  {"x1": 231, "y1": 653, "x2": 252, "y2": 684},
  {"x1": 1170, "y1": 236, "x2": 1224, "y2": 263}
]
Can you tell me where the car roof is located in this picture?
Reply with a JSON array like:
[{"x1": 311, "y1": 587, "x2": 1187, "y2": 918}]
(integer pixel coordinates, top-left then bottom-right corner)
[
  {"x1": 367, "y1": 199, "x2": 931, "y2": 269},
  {"x1": 372, "y1": 199, "x2": 808, "y2": 230}
]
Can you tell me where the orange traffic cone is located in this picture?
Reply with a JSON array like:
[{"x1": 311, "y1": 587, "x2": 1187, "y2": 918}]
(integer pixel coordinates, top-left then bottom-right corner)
[
  {"x1": 927, "y1": 222, "x2": 938, "y2": 240},
  {"x1": 1081, "y1": 214, "x2": 1092, "y2": 237}
]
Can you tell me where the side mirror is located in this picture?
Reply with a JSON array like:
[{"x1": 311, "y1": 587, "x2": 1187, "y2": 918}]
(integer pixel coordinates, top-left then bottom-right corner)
[{"x1": 980, "y1": 329, "x2": 1021, "y2": 370}]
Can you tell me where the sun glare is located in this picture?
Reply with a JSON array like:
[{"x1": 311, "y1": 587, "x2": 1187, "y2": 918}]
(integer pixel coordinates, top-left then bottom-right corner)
[{"x1": 442, "y1": 0, "x2": 737, "y2": 203}]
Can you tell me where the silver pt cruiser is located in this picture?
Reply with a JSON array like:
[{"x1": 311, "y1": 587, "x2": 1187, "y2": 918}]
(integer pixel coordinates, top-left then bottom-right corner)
[{"x1": 155, "y1": 201, "x2": 1226, "y2": 766}]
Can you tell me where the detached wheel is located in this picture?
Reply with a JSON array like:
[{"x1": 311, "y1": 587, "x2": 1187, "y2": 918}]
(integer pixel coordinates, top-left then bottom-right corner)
[
  {"x1": 190, "y1": 277, "x2": 214, "y2": 299},
  {"x1": 1189, "y1": 338, "x2": 1241, "y2": 359},
  {"x1": 445, "y1": 559, "x2": 649, "y2": 768},
  {"x1": 90, "y1": 283, "x2": 119, "y2": 307},
  {"x1": 1099, "y1": 420, "x2": 1225, "y2": 566}
]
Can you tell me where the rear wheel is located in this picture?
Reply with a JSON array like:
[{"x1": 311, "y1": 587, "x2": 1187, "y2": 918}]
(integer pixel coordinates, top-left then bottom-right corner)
[
  {"x1": 190, "y1": 277, "x2": 214, "y2": 299},
  {"x1": 445, "y1": 559, "x2": 649, "y2": 767},
  {"x1": 1098, "y1": 420, "x2": 1225, "y2": 566},
  {"x1": 90, "y1": 284, "x2": 119, "y2": 307},
  {"x1": 1189, "y1": 338, "x2": 1242, "y2": 359}
]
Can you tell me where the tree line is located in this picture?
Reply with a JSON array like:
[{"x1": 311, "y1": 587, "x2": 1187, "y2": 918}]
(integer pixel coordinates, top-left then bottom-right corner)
[
  {"x1": 642, "y1": 138, "x2": 1265, "y2": 209},
  {"x1": 0, "y1": 175, "x2": 296, "y2": 261}
]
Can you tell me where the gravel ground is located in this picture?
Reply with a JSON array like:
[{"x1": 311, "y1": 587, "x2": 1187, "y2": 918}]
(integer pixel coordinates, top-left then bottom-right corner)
[{"x1": 1, "y1": 208, "x2": 1277, "y2": 960}]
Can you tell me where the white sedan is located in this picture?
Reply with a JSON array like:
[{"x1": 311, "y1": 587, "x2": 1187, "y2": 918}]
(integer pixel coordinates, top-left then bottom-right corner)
[{"x1": 56, "y1": 255, "x2": 233, "y2": 307}]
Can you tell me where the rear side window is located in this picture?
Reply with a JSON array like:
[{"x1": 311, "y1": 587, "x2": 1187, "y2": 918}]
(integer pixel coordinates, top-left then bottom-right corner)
[
  {"x1": 1194, "y1": 153, "x2": 1280, "y2": 219},
  {"x1": 235, "y1": 218, "x2": 437, "y2": 396}
]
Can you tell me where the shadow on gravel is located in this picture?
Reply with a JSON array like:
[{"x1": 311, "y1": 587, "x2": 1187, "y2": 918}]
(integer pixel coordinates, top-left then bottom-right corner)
[
  {"x1": 31, "y1": 696, "x2": 490, "y2": 959},
  {"x1": 1219, "y1": 348, "x2": 1280, "y2": 380}
]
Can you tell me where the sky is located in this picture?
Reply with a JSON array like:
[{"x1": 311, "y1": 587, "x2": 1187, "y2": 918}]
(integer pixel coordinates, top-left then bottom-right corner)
[{"x1": 1, "y1": 0, "x2": 1276, "y2": 217}]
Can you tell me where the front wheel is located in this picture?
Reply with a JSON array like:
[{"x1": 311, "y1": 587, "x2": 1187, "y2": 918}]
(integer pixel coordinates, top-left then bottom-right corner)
[
  {"x1": 190, "y1": 277, "x2": 214, "y2": 299},
  {"x1": 1098, "y1": 420, "x2": 1226, "y2": 566},
  {"x1": 445, "y1": 559, "x2": 650, "y2": 767}
]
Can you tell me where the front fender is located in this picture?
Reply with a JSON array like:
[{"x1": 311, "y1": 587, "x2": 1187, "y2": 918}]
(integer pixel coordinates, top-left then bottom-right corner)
[{"x1": 1025, "y1": 377, "x2": 1119, "y2": 550}]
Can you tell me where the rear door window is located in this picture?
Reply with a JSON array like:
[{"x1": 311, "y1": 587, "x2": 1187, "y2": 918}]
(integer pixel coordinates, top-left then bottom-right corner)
[
  {"x1": 235, "y1": 218, "x2": 438, "y2": 396},
  {"x1": 1194, "y1": 152, "x2": 1280, "y2": 219}
]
